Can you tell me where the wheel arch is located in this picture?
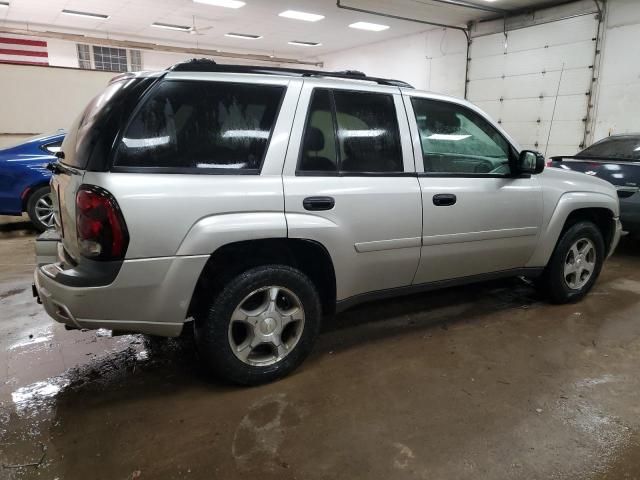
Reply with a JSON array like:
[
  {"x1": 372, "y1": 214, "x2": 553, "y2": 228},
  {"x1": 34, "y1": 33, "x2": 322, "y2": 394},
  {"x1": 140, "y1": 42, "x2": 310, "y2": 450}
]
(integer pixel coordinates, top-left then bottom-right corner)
[
  {"x1": 188, "y1": 238, "x2": 337, "y2": 320},
  {"x1": 527, "y1": 191, "x2": 618, "y2": 267},
  {"x1": 21, "y1": 181, "x2": 51, "y2": 212}
]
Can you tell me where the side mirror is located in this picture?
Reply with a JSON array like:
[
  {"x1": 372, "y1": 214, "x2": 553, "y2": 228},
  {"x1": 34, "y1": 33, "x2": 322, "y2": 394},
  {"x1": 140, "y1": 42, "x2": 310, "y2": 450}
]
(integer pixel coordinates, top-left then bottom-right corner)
[{"x1": 516, "y1": 150, "x2": 545, "y2": 175}]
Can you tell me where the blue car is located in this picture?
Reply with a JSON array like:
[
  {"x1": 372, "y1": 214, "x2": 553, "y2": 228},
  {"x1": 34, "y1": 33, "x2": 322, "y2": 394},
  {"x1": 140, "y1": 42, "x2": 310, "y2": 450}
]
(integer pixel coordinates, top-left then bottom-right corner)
[{"x1": 0, "y1": 132, "x2": 65, "y2": 231}]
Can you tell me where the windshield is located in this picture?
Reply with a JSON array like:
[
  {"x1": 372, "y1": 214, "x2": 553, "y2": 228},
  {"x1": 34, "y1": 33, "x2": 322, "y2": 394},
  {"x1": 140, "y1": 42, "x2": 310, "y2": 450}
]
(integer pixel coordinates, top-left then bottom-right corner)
[{"x1": 577, "y1": 136, "x2": 640, "y2": 161}]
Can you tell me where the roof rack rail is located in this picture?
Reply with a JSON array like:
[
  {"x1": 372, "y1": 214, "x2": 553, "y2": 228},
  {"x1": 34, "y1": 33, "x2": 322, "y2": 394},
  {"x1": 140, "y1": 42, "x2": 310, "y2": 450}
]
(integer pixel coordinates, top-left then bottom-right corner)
[{"x1": 168, "y1": 58, "x2": 414, "y2": 88}]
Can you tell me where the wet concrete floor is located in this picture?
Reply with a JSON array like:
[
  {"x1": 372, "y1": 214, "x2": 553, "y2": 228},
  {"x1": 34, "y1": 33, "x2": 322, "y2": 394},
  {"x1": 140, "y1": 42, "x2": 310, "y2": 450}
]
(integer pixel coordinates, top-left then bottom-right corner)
[{"x1": 2, "y1": 214, "x2": 640, "y2": 479}]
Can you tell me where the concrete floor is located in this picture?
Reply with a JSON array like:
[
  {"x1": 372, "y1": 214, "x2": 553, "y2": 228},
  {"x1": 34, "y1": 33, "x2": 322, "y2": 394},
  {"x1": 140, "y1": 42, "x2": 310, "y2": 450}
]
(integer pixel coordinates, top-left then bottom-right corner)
[{"x1": 1, "y1": 215, "x2": 640, "y2": 480}]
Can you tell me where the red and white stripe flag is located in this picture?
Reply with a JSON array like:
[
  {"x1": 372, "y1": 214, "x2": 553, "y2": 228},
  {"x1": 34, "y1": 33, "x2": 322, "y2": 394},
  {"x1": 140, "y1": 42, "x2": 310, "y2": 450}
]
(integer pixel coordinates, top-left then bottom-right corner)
[{"x1": 0, "y1": 34, "x2": 49, "y2": 66}]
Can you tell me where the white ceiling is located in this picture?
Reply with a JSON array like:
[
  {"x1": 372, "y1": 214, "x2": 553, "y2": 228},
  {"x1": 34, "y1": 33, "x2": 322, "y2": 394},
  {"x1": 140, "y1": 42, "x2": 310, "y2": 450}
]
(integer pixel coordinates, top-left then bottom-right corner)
[{"x1": 0, "y1": 0, "x2": 570, "y2": 58}]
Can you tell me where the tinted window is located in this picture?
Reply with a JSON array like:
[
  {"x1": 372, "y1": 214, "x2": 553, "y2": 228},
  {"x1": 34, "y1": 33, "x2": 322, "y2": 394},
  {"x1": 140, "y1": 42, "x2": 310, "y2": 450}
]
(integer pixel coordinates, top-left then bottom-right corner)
[
  {"x1": 411, "y1": 98, "x2": 511, "y2": 175},
  {"x1": 577, "y1": 136, "x2": 640, "y2": 160},
  {"x1": 335, "y1": 91, "x2": 402, "y2": 173},
  {"x1": 63, "y1": 78, "x2": 132, "y2": 169},
  {"x1": 299, "y1": 89, "x2": 338, "y2": 173},
  {"x1": 115, "y1": 81, "x2": 285, "y2": 171}
]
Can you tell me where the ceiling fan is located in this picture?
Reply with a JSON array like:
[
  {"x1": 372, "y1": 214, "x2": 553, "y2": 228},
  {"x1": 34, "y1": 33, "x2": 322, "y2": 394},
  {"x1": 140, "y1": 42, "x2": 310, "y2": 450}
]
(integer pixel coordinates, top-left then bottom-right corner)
[{"x1": 189, "y1": 16, "x2": 214, "y2": 35}]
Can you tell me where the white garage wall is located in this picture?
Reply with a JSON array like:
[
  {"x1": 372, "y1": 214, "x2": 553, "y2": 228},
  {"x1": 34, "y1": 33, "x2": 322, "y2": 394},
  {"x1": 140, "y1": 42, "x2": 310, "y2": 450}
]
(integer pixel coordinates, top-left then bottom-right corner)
[
  {"x1": 591, "y1": 0, "x2": 640, "y2": 142},
  {"x1": 0, "y1": 64, "x2": 114, "y2": 148},
  {"x1": 319, "y1": 28, "x2": 467, "y2": 96}
]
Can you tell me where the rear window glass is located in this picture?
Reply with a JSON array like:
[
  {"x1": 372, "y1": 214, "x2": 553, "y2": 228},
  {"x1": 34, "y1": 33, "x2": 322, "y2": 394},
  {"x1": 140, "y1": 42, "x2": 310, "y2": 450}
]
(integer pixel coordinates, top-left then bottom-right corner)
[
  {"x1": 62, "y1": 79, "x2": 134, "y2": 169},
  {"x1": 114, "y1": 80, "x2": 285, "y2": 172},
  {"x1": 577, "y1": 137, "x2": 640, "y2": 160}
]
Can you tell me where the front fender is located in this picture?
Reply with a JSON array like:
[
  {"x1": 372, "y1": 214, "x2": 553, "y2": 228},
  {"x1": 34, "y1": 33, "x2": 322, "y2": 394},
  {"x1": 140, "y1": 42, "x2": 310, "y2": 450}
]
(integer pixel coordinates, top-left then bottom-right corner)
[
  {"x1": 176, "y1": 212, "x2": 287, "y2": 256},
  {"x1": 526, "y1": 191, "x2": 618, "y2": 267}
]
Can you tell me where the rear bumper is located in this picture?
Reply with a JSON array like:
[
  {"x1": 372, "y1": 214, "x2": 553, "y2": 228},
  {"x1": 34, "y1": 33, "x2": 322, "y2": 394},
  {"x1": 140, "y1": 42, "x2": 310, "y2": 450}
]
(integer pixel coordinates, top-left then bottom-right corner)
[{"x1": 33, "y1": 237, "x2": 209, "y2": 336}]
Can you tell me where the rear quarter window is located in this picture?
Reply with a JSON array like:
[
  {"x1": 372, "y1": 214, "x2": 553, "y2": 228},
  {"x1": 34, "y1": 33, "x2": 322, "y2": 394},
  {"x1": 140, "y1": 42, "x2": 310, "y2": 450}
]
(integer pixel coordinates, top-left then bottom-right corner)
[{"x1": 114, "y1": 80, "x2": 285, "y2": 173}]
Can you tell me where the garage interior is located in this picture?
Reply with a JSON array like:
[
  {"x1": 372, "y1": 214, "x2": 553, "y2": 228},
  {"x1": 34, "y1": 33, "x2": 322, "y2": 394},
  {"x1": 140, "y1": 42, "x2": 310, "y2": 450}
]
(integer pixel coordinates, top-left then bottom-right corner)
[{"x1": 1, "y1": 0, "x2": 640, "y2": 478}]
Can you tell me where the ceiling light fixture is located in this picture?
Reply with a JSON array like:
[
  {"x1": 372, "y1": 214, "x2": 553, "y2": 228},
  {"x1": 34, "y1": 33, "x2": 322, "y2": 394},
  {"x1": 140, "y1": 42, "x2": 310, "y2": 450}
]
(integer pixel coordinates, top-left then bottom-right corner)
[
  {"x1": 278, "y1": 10, "x2": 324, "y2": 22},
  {"x1": 193, "y1": 0, "x2": 246, "y2": 8},
  {"x1": 61, "y1": 9, "x2": 109, "y2": 19},
  {"x1": 225, "y1": 32, "x2": 262, "y2": 39},
  {"x1": 151, "y1": 22, "x2": 192, "y2": 31},
  {"x1": 288, "y1": 40, "x2": 321, "y2": 47},
  {"x1": 349, "y1": 21, "x2": 389, "y2": 32}
]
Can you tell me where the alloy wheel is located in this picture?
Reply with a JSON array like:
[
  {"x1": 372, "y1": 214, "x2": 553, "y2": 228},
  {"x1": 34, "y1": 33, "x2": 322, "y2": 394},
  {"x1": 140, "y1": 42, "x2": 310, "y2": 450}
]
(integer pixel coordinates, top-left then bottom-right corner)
[{"x1": 227, "y1": 286, "x2": 305, "y2": 366}]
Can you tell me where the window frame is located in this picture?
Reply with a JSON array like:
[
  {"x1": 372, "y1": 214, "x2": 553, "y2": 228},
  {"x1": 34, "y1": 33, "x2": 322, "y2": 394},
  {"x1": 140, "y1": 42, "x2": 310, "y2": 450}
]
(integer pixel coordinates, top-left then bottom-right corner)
[
  {"x1": 406, "y1": 94, "x2": 521, "y2": 179},
  {"x1": 296, "y1": 87, "x2": 412, "y2": 177},
  {"x1": 109, "y1": 78, "x2": 287, "y2": 175}
]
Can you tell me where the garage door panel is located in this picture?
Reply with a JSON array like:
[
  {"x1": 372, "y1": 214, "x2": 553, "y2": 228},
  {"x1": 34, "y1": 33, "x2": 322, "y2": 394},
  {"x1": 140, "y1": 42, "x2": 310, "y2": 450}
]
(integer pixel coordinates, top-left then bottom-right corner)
[
  {"x1": 470, "y1": 16, "x2": 597, "y2": 60},
  {"x1": 504, "y1": 41, "x2": 594, "y2": 76},
  {"x1": 501, "y1": 122, "x2": 550, "y2": 145},
  {"x1": 470, "y1": 34, "x2": 506, "y2": 58},
  {"x1": 554, "y1": 95, "x2": 589, "y2": 121},
  {"x1": 468, "y1": 55, "x2": 505, "y2": 81},
  {"x1": 545, "y1": 144, "x2": 581, "y2": 157},
  {"x1": 468, "y1": 14, "x2": 596, "y2": 155},
  {"x1": 505, "y1": 16, "x2": 597, "y2": 52},
  {"x1": 468, "y1": 69, "x2": 590, "y2": 102},
  {"x1": 547, "y1": 121, "x2": 584, "y2": 145}
]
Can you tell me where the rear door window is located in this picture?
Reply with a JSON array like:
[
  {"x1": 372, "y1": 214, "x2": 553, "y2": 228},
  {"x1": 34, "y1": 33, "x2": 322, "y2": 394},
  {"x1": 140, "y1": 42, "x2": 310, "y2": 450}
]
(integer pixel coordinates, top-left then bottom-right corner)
[
  {"x1": 334, "y1": 91, "x2": 402, "y2": 173},
  {"x1": 297, "y1": 89, "x2": 403, "y2": 174},
  {"x1": 114, "y1": 80, "x2": 285, "y2": 172}
]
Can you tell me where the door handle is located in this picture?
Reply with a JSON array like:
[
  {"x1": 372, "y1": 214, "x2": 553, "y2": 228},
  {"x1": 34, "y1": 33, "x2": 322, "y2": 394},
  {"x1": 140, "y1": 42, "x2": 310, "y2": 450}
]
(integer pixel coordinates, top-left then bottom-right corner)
[
  {"x1": 433, "y1": 193, "x2": 457, "y2": 206},
  {"x1": 303, "y1": 196, "x2": 335, "y2": 211}
]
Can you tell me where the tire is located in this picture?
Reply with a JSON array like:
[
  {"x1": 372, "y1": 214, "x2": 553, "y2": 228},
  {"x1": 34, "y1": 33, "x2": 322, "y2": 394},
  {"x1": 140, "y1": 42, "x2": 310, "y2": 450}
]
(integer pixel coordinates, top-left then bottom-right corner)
[
  {"x1": 194, "y1": 265, "x2": 322, "y2": 385},
  {"x1": 26, "y1": 186, "x2": 54, "y2": 232},
  {"x1": 539, "y1": 221, "x2": 605, "y2": 304}
]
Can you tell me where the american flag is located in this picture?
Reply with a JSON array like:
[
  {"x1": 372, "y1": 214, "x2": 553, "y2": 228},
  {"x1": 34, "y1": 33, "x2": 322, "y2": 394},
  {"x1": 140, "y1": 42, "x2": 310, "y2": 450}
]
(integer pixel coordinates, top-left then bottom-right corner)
[{"x1": 0, "y1": 34, "x2": 49, "y2": 66}]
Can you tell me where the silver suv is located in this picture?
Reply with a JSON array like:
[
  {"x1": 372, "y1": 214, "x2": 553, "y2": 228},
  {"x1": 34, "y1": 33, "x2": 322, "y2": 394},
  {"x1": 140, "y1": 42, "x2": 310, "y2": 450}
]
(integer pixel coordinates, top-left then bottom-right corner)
[{"x1": 34, "y1": 61, "x2": 621, "y2": 384}]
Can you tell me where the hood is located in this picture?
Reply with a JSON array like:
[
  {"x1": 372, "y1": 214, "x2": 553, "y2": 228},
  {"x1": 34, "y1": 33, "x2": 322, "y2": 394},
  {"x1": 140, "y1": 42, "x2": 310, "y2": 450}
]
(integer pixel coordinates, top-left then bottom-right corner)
[{"x1": 541, "y1": 166, "x2": 618, "y2": 200}]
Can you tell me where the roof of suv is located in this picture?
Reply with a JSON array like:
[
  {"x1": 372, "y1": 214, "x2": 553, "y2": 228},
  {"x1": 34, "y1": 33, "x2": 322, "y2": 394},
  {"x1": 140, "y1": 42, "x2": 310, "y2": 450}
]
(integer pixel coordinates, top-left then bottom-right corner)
[{"x1": 165, "y1": 58, "x2": 414, "y2": 89}]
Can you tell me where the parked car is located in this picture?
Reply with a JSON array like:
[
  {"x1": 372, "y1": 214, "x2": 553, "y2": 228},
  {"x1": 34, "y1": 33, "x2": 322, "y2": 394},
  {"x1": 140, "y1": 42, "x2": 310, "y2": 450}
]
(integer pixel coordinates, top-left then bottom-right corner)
[
  {"x1": 549, "y1": 134, "x2": 640, "y2": 235},
  {"x1": 34, "y1": 61, "x2": 621, "y2": 385},
  {"x1": 0, "y1": 132, "x2": 65, "y2": 231}
]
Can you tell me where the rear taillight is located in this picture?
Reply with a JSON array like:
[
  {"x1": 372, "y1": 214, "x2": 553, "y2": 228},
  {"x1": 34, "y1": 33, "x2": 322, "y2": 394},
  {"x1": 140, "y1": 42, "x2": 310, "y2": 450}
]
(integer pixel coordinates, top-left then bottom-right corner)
[{"x1": 76, "y1": 186, "x2": 129, "y2": 261}]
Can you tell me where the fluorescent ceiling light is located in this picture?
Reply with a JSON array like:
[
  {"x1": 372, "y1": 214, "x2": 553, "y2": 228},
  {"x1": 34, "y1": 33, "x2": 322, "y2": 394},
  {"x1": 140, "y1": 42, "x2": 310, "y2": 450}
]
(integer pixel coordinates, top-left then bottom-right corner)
[
  {"x1": 61, "y1": 9, "x2": 109, "y2": 19},
  {"x1": 152, "y1": 22, "x2": 191, "y2": 31},
  {"x1": 427, "y1": 134, "x2": 471, "y2": 141},
  {"x1": 225, "y1": 32, "x2": 262, "y2": 39},
  {"x1": 349, "y1": 22, "x2": 389, "y2": 32},
  {"x1": 288, "y1": 40, "x2": 321, "y2": 47},
  {"x1": 193, "y1": 0, "x2": 246, "y2": 8},
  {"x1": 279, "y1": 10, "x2": 324, "y2": 22},
  {"x1": 0, "y1": 2, "x2": 9, "y2": 8}
]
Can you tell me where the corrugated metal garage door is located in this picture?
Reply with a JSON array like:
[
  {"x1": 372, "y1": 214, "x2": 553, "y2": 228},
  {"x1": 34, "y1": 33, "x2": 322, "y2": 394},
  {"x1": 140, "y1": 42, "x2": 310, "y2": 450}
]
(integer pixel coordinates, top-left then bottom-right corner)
[{"x1": 467, "y1": 14, "x2": 599, "y2": 158}]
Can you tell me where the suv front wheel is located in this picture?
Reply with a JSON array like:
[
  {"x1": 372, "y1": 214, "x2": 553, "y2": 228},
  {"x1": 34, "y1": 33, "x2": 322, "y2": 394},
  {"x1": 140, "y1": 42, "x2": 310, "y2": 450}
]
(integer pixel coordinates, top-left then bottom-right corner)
[
  {"x1": 539, "y1": 221, "x2": 605, "y2": 304},
  {"x1": 194, "y1": 265, "x2": 322, "y2": 385}
]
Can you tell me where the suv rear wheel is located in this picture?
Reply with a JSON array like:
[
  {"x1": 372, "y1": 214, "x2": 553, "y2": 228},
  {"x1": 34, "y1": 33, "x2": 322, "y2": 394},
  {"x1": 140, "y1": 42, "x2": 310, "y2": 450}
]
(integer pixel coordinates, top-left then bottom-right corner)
[
  {"x1": 26, "y1": 186, "x2": 55, "y2": 232},
  {"x1": 539, "y1": 221, "x2": 605, "y2": 304},
  {"x1": 194, "y1": 265, "x2": 322, "y2": 385}
]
